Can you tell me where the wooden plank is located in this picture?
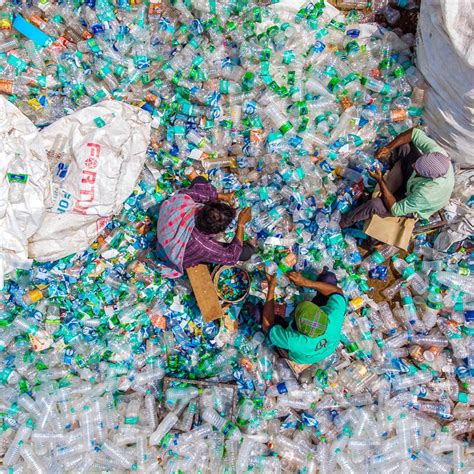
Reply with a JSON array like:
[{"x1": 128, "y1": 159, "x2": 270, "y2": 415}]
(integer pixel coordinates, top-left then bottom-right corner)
[{"x1": 186, "y1": 264, "x2": 224, "y2": 323}]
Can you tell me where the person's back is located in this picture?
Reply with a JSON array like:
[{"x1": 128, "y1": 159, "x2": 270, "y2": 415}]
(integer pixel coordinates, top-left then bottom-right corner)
[
  {"x1": 392, "y1": 159, "x2": 454, "y2": 220},
  {"x1": 261, "y1": 270, "x2": 347, "y2": 365},
  {"x1": 269, "y1": 293, "x2": 347, "y2": 364},
  {"x1": 156, "y1": 175, "x2": 252, "y2": 277}
]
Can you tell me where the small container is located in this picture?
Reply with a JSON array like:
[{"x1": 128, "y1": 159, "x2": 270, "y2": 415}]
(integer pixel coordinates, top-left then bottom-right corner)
[
  {"x1": 333, "y1": 0, "x2": 370, "y2": 10},
  {"x1": 212, "y1": 265, "x2": 251, "y2": 304}
]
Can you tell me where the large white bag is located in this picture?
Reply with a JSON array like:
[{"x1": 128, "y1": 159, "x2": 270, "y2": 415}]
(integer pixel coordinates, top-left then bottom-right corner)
[
  {"x1": 416, "y1": 0, "x2": 474, "y2": 167},
  {"x1": 0, "y1": 96, "x2": 50, "y2": 286},
  {"x1": 28, "y1": 101, "x2": 152, "y2": 262}
]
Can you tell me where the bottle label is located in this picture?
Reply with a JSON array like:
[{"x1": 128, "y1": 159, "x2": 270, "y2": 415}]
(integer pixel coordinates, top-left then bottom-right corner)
[
  {"x1": 7, "y1": 55, "x2": 27, "y2": 71},
  {"x1": 6, "y1": 173, "x2": 28, "y2": 184},
  {"x1": 402, "y1": 296, "x2": 414, "y2": 305},
  {"x1": 312, "y1": 41, "x2": 326, "y2": 53},
  {"x1": 427, "y1": 301, "x2": 443, "y2": 310},
  {"x1": 222, "y1": 421, "x2": 236, "y2": 437},
  {"x1": 371, "y1": 250, "x2": 384, "y2": 265},
  {"x1": 381, "y1": 83, "x2": 391, "y2": 95},
  {"x1": 402, "y1": 267, "x2": 415, "y2": 279},
  {"x1": 0, "y1": 367, "x2": 13, "y2": 384},
  {"x1": 86, "y1": 38, "x2": 101, "y2": 53},
  {"x1": 92, "y1": 89, "x2": 107, "y2": 103},
  {"x1": 29, "y1": 332, "x2": 53, "y2": 352},
  {"x1": 124, "y1": 416, "x2": 139, "y2": 425},
  {"x1": 97, "y1": 65, "x2": 111, "y2": 79},
  {"x1": 268, "y1": 208, "x2": 280, "y2": 220},
  {"x1": 279, "y1": 121, "x2": 293, "y2": 134},
  {"x1": 37, "y1": 75, "x2": 47, "y2": 87},
  {"x1": 283, "y1": 50, "x2": 295, "y2": 64},
  {"x1": 220, "y1": 80, "x2": 229, "y2": 94},
  {"x1": 350, "y1": 297, "x2": 364, "y2": 310}
]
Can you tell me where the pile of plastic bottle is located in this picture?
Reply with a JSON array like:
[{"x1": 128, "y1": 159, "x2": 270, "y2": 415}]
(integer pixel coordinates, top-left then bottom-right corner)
[{"x1": 1, "y1": 0, "x2": 473, "y2": 471}]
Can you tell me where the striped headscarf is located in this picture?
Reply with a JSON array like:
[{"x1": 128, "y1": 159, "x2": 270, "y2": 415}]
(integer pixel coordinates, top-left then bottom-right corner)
[
  {"x1": 156, "y1": 194, "x2": 202, "y2": 278},
  {"x1": 414, "y1": 152, "x2": 450, "y2": 179}
]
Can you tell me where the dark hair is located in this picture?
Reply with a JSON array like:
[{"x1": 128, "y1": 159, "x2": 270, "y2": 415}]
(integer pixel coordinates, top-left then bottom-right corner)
[{"x1": 195, "y1": 201, "x2": 236, "y2": 235}]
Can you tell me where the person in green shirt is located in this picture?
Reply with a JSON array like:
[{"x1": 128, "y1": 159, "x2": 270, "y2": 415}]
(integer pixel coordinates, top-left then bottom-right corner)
[
  {"x1": 261, "y1": 269, "x2": 347, "y2": 365},
  {"x1": 340, "y1": 128, "x2": 454, "y2": 228}
]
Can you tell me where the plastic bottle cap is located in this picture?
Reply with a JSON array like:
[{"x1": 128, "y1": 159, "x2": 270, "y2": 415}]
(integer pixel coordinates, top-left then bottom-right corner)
[{"x1": 457, "y1": 392, "x2": 468, "y2": 403}]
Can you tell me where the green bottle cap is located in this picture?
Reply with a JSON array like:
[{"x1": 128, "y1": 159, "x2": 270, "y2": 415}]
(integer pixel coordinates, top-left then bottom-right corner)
[{"x1": 279, "y1": 121, "x2": 293, "y2": 134}]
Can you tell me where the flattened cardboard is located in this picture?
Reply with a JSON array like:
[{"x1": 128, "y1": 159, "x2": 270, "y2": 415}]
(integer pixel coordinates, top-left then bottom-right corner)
[
  {"x1": 186, "y1": 264, "x2": 224, "y2": 322},
  {"x1": 364, "y1": 214, "x2": 416, "y2": 250}
]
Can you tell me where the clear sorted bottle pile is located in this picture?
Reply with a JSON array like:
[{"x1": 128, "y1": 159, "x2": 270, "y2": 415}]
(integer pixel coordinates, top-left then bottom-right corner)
[{"x1": 0, "y1": 0, "x2": 473, "y2": 471}]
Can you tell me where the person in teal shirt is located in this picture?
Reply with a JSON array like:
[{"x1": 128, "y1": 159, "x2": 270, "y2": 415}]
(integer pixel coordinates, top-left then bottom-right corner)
[
  {"x1": 262, "y1": 269, "x2": 347, "y2": 365},
  {"x1": 340, "y1": 128, "x2": 454, "y2": 228}
]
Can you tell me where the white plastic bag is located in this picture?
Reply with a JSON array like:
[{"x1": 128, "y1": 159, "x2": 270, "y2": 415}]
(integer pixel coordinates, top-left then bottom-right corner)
[
  {"x1": 434, "y1": 170, "x2": 474, "y2": 251},
  {"x1": 28, "y1": 101, "x2": 151, "y2": 262},
  {"x1": 416, "y1": 0, "x2": 474, "y2": 168},
  {"x1": 0, "y1": 96, "x2": 50, "y2": 286}
]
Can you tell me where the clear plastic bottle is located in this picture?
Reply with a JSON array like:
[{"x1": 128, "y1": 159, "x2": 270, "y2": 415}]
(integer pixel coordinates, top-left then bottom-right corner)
[
  {"x1": 377, "y1": 301, "x2": 399, "y2": 335},
  {"x1": 3, "y1": 419, "x2": 35, "y2": 466},
  {"x1": 149, "y1": 412, "x2": 179, "y2": 445},
  {"x1": 201, "y1": 407, "x2": 241, "y2": 441},
  {"x1": 236, "y1": 399, "x2": 254, "y2": 428},
  {"x1": 360, "y1": 244, "x2": 398, "y2": 271},
  {"x1": 392, "y1": 369, "x2": 434, "y2": 391},
  {"x1": 400, "y1": 285, "x2": 424, "y2": 330},
  {"x1": 20, "y1": 444, "x2": 48, "y2": 474},
  {"x1": 178, "y1": 400, "x2": 197, "y2": 432},
  {"x1": 6, "y1": 151, "x2": 28, "y2": 205},
  {"x1": 410, "y1": 334, "x2": 448, "y2": 348},
  {"x1": 382, "y1": 278, "x2": 404, "y2": 299},
  {"x1": 435, "y1": 272, "x2": 474, "y2": 293},
  {"x1": 271, "y1": 434, "x2": 308, "y2": 467},
  {"x1": 266, "y1": 379, "x2": 299, "y2": 397},
  {"x1": 392, "y1": 256, "x2": 428, "y2": 295},
  {"x1": 101, "y1": 440, "x2": 134, "y2": 469}
]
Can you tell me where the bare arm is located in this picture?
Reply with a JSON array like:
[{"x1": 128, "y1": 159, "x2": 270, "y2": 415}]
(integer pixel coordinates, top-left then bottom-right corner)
[
  {"x1": 235, "y1": 223, "x2": 245, "y2": 245},
  {"x1": 288, "y1": 273, "x2": 343, "y2": 296},
  {"x1": 262, "y1": 278, "x2": 276, "y2": 333},
  {"x1": 217, "y1": 192, "x2": 235, "y2": 204},
  {"x1": 376, "y1": 128, "x2": 414, "y2": 159},
  {"x1": 369, "y1": 168, "x2": 396, "y2": 212},
  {"x1": 386, "y1": 128, "x2": 414, "y2": 150},
  {"x1": 235, "y1": 208, "x2": 251, "y2": 244},
  {"x1": 378, "y1": 176, "x2": 397, "y2": 211}
]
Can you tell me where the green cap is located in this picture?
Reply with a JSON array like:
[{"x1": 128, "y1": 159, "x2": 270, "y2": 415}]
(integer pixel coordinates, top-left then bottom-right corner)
[{"x1": 279, "y1": 121, "x2": 293, "y2": 134}]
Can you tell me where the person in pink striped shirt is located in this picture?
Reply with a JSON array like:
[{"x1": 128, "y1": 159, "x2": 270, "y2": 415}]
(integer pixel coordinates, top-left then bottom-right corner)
[{"x1": 156, "y1": 171, "x2": 254, "y2": 276}]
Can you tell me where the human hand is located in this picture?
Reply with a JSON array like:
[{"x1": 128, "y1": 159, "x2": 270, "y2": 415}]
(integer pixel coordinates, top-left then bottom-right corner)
[
  {"x1": 368, "y1": 167, "x2": 383, "y2": 183},
  {"x1": 238, "y1": 207, "x2": 252, "y2": 226},
  {"x1": 219, "y1": 191, "x2": 235, "y2": 205},
  {"x1": 375, "y1": 146, "x2": 391, "y2": 160},
  {"x1": 265, "y1": 272, "x2": 277, "y2": 289},
  {"x1": 288, "y1": 272, "x2": 307, "y2": 287}
]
